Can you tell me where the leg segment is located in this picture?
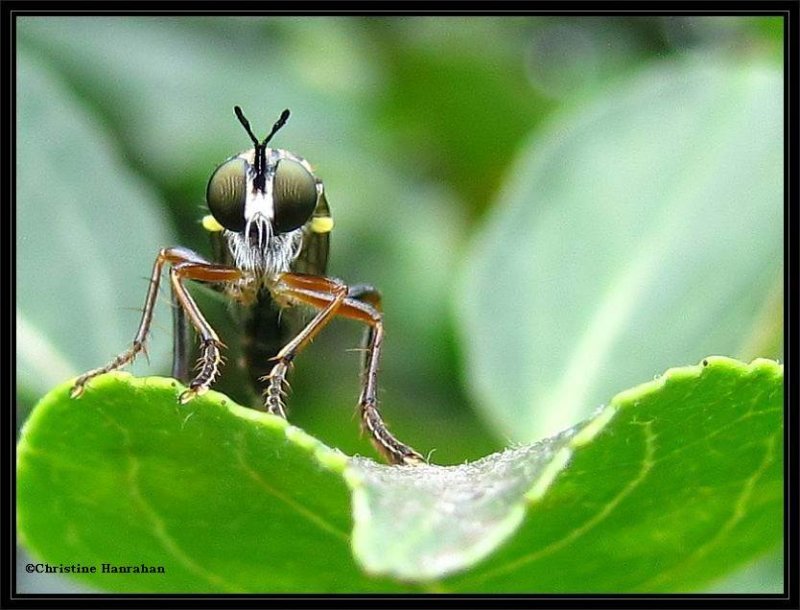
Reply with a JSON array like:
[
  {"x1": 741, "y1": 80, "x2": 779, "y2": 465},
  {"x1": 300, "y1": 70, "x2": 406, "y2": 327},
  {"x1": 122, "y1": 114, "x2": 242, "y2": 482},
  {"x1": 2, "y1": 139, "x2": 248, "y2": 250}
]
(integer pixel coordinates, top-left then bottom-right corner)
[
  {"x1": 171, "y1": 287, "x2": 192, "y2": 384},
  {"x1": 347, "y1": 284, "x2": 382, "y2": 391},
  {"x1": 71, "y1": 247, "x2": 241, "y2": 401},
  {"x1": 347, "y1": 285, "x2": 424, "y2": 466},
  {"x1": 262, "y1": 274, "x2": 348, "y2": 417},
  {"x1": 168, "y1": 261, "x2": 241, "y2": 403},
  {"x1": 269, "y1": 273, "x2": 423, "y2": 465}
]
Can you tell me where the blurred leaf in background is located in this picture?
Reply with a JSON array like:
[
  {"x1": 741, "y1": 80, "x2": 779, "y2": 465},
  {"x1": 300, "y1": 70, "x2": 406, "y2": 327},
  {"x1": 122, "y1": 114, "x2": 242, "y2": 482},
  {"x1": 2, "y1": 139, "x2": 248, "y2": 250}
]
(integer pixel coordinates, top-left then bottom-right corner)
[
  {"x1": 16, "y1": 15, "x2": 783, "y2": 593},
  {"x1": 458, "y1": 58, "x2": 782, "y2": 443}
]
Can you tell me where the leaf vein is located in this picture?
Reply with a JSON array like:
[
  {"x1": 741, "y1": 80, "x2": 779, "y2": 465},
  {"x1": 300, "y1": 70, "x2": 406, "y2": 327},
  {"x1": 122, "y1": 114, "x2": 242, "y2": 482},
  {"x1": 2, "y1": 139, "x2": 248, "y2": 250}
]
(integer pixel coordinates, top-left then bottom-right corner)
[
  {"x1": 634, "y1": 432, "x2": 779, "y2": 591},
  {"x1": 460, "y1": 420, "x2": 656, "y2": 587},
  {"x1": 104, "y1": 409, "x2": 244, "y2": 593},
  {"x1": 235, "y1": 438, "x2": 350, "y2": 543}
]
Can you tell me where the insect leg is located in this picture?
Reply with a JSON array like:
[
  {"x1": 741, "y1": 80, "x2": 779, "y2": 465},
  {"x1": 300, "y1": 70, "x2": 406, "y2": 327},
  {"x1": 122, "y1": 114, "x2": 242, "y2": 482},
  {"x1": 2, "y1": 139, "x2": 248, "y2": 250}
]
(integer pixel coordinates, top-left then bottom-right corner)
[
  {"x1": 167, "y1": 260, "x2": 242, "y2": 403},
  {"x1": 347, "y1": 285, "x2": 423, "y2": 466},
  {"x1": 262, "y1": 274, "x2": 349, "y2": 418},
  {"x1": 71, "y1": 247, "x2": 241, "y2": 399},
  {"x1": 71, "y1": 249, "x2": 169, "y2": 398},
  {"x1": 171, "y1": 288, "x2": 192, "y2": 384},
  {"x1": 272, "y1": 274, "x2": 424, "y2": 465},
  {"x1": 347, "y1": 283, "x2": 382, "y2": 390}
]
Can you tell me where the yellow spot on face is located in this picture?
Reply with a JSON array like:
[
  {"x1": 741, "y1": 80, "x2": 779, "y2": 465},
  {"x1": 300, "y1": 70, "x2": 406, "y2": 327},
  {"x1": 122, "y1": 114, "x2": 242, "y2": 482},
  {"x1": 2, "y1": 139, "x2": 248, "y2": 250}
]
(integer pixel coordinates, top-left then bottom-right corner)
[
  {"x1": 310, "y1": 216, "x2": 334, "y2": 234},
  {"x1": 202, "y1": 214, "x2": 225, "y2": 232}
]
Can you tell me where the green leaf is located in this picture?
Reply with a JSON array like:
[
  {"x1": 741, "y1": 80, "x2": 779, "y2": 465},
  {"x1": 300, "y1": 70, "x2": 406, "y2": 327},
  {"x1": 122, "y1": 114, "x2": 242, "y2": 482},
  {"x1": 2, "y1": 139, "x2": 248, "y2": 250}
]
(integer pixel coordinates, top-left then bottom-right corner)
[
  {"x1": 457, "y1": 59, "x2": 783, "y2": 443},
  {"x1": 17, "y1": 357, "x2": 782, "y2": 592},
  {"x1": 444, "y1": 356, "x2": 783, "y2": 592},
  {"x1": 17, "y1": 374, "x2": 408, "y2": 593}
]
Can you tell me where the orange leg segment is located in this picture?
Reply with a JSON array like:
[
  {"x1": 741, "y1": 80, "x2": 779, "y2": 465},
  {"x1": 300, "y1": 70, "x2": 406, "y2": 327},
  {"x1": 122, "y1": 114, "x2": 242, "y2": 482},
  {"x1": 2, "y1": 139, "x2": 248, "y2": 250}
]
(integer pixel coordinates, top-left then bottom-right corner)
[
  {"x1": 268, "y1": 273, "x2": 423, "y2": 465},
  {"x1": 70, "y1": 247, "x2": 242, "y2": 401}
]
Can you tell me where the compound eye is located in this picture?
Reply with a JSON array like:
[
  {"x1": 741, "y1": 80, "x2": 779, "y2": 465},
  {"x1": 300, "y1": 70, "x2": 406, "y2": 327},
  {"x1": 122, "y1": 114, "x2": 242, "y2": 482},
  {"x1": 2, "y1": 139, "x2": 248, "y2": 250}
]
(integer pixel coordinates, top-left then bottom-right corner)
[
  {"x1": 206, "y1": 157, "x2": 248, "y2": 232},
  {"x1": 273, "y1": 159, "x2": 317, "y2": 233}
]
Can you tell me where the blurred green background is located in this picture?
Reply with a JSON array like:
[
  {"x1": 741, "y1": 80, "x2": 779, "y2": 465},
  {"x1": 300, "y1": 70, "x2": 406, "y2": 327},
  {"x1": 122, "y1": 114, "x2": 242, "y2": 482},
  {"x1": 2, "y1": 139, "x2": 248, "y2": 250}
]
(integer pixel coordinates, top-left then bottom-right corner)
[{"x1": 16, "y1": 16, "x2": 783, "y2": 593}]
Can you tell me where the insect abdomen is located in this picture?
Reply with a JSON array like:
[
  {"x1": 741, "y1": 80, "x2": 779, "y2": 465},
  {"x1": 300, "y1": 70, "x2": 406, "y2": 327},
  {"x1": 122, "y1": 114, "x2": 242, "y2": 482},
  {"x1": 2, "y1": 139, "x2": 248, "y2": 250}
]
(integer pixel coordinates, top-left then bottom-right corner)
[{"x1": 240, "y1": 289, "x2": 292, "y2": 398}]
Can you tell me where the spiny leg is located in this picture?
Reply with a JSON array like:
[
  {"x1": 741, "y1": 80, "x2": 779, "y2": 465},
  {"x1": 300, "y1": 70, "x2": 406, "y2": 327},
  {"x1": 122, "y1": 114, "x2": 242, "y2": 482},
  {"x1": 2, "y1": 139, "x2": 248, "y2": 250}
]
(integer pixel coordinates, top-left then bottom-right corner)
[
  {"x1": 71, "y1": 248, "x2": 171, "y2": 398},
  {"x1": 346, "y1": 284, "x2": 382, "y2": 381},
  {"x1": 71, "y1": 246, "x2": 241, "y2": 400},
  {"x1": 271, "y1": 274, "x2": 424, "y2": 465},
  {"x1": 171, "y1": 286, "x2": 192, "y2": 384},
  {"x1": 348, "y1": 285, "x2": 424, "y2": 466},
  {"x1": 167, "y1": 261, "x2": 242, "y2": 402},
  {"x1": 263, "y1": 360, "x2": 288, "y2": 418},
  {"x1": 262, "y1": 274, "x2": 348, "y2": 417}
]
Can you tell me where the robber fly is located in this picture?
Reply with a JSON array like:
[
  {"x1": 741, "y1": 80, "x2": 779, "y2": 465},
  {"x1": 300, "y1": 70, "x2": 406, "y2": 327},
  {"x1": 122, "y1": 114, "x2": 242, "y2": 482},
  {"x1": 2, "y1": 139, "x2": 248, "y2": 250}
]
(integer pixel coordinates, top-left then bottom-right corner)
[{"x1": 71, "y1": 107, "x2": 423, "y2": 465}]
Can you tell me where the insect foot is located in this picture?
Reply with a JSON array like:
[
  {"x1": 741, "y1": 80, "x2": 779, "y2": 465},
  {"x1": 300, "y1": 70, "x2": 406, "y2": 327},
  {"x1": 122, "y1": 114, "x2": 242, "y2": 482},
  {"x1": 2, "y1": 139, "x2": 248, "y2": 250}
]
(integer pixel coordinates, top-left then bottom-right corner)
[
  {"x1": 178, "y1": 385, "x2": 208, "y2": 404},
  {"x1": 69, "y1": 382, "x2": 86, "y2": 399},
  {"x1": 261, "y1": 361, "x2": 290, "y2": 419},
  {"x1": 360, "y1": 400, "x2": 425, "y2": 466},
  {"x1": 178, "y1": 339, "x2": 223, "y2": 403},
  {"x1": 69, "y1": 340, "x2": 146, "y2": 399}
]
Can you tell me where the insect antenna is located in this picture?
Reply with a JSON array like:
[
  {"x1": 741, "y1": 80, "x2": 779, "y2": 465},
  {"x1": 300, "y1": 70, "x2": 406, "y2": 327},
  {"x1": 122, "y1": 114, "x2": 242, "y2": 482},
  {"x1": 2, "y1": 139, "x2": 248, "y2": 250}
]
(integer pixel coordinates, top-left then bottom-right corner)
[
  {"x1": 263, "y1": 108, "x2": 291, "y2": 144},
  {"x1": 233, "y1": 106, "x2": 291, "y2": 192},
  {"x1": 233, "y1": 105, "x2": 260, "y2": 147}
]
